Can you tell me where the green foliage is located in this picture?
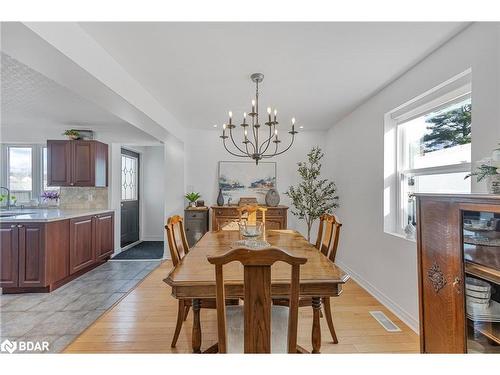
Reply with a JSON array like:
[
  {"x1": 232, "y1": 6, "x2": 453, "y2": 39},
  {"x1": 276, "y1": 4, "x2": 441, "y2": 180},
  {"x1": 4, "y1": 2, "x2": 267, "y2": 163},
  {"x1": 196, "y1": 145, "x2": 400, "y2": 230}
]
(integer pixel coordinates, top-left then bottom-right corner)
[
  {"x1": 423, "y1": 104, "x2": 471, "y2": 153},
  {"x1": 185, "y1": 192, "x2": 201, "y2": 202},
  {"x1": 285, "y1": 147, "x2": 339, "y2": 241},
  {"x1": 466, "y1": 165, "x2": 498, "y2": 182},
  {"x1": 63, "y1": 129, "x2": 80, "y2": 138}
]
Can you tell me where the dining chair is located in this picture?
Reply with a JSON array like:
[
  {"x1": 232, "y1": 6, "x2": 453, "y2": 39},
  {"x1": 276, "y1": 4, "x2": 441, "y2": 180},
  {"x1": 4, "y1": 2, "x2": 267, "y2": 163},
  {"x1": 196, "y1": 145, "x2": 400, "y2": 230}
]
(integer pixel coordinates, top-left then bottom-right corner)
[
  {"x1": 237, "y1": 204, "x2": 267, "y2": 224},
  {"x1": 207, "y1": 247, "x2": 307, "y2": 353},
  {"x1": 273, "y1": 213, "x2": 343, "y2": 344}
]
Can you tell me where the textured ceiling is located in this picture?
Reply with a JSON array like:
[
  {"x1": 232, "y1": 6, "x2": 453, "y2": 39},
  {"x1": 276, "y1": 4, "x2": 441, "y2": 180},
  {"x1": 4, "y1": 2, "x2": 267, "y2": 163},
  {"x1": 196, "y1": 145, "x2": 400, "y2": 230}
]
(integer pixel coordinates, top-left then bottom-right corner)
[{"x1": 0, "y1": 52, "x2": 159, "y2": 143}]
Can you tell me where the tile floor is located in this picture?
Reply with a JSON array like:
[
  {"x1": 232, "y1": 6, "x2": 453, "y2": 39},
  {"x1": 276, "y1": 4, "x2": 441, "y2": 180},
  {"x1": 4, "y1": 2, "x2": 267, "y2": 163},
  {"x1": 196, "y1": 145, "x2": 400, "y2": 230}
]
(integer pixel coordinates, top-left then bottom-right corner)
[{"x1": 0, "y1": 260, "x2": 160, "y2": 353}]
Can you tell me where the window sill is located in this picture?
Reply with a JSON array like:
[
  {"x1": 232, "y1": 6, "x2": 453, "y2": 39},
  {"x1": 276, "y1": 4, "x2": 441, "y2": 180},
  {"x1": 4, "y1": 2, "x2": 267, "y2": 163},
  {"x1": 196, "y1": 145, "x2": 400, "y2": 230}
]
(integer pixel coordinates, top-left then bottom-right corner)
[{"x1": 384, "y1": 230, "x2": 417, "y2": 243}]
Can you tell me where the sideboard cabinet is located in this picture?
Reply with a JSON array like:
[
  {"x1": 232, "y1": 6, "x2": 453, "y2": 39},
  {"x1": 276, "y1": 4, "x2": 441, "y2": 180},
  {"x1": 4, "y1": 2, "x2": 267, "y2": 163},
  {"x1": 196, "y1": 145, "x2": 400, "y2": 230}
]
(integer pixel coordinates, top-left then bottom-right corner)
[
  {"x1": 416, "y1": 193, "x2": 500, "y2": 353},
  {"x1": 211, "y1": 205, "x2": 288, "y2": 231}
]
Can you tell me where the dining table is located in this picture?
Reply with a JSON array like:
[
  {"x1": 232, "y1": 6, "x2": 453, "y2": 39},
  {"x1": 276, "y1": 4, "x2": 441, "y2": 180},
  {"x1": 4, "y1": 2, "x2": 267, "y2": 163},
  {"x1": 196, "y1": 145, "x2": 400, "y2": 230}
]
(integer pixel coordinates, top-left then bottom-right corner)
[{"x1": 163, "y1": 229, "x2": 350, "y2": 353}]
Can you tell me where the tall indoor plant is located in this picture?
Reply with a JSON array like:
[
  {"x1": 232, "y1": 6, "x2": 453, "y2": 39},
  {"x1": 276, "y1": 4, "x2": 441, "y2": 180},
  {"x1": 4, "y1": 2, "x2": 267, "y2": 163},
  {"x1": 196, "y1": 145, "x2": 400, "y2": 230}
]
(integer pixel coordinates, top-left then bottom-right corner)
[{"x1": 285, "y1": 147, "x2": 339, "y2": 241}]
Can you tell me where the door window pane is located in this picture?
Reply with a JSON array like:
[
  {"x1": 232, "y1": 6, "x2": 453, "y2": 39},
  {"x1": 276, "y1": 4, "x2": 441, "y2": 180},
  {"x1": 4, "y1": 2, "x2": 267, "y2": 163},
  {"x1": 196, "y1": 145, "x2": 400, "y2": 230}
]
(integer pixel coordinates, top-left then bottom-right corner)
[
  {"x1": 121, "y1": 155, "x2": 138, "y2": 200},
  {"x1": 8, "y1": 147, "x2": 32, "y2": 203}
]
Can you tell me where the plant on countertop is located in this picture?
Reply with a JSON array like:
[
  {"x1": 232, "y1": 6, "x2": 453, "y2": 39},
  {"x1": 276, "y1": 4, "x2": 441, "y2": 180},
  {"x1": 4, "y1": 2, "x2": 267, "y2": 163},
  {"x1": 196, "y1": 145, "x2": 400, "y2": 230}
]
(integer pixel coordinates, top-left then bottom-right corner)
[
  {"x1": 63, "y1": 129, "x2": 81, "y2": 140},
  {"x1": 466, "y1": 143, "x2": 500, "y2": 194},
  {"x1": 285, "y1": 147, "x2": 339, "y2": 242},
  {"x1": 41, "y1": 191, "x2": 60, "y2": 201}
]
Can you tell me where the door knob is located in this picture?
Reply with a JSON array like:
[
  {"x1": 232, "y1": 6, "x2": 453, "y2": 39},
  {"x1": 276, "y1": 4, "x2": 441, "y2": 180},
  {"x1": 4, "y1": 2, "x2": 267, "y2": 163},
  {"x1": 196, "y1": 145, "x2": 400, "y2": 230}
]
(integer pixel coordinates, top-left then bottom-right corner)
[{"x1": 452, "y1": 276, "x2": 462, "y2": 294}]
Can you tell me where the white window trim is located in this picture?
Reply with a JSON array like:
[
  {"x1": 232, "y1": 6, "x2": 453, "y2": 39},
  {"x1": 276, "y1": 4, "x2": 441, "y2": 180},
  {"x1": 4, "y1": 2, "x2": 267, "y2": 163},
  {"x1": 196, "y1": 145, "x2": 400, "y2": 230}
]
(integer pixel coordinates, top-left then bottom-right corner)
[
  {"x1": 0, "y1": 144, "x2": 51, "y2": 205},
  {"x1": 384, "y1": 69, "x2": 472, "y2": 241}
]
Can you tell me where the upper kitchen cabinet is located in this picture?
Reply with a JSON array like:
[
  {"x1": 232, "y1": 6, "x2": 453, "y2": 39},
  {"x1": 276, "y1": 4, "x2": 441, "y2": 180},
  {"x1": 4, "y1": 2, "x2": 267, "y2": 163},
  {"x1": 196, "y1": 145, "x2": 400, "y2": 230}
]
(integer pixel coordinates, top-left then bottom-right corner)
[{"x1": 47, "y1": 140, "x2": 108, "y2": 187}]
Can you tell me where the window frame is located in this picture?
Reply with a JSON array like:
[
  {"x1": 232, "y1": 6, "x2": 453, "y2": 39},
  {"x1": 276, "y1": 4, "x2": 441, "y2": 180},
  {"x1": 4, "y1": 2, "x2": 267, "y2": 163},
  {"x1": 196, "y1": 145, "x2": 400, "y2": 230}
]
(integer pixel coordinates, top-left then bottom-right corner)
[
  {"x1": 384, "y1": 70, "x2": 472, "y2": 240},
  {"x1": 0, "y1": 144, "x2": 58, "y2": 205}
]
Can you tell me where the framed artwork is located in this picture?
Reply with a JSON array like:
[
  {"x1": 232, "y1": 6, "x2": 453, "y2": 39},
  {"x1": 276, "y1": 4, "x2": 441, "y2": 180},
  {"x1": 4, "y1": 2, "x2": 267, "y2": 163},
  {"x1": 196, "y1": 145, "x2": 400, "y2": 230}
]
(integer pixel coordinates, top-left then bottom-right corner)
[{"x1": 218, "y1": 161, "x2": 277, "y2": 204}]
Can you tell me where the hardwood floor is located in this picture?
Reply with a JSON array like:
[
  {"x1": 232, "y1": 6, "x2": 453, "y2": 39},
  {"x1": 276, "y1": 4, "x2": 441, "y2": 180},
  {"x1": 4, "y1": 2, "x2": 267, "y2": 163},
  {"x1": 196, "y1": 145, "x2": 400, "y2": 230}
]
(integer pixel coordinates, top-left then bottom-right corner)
[{"x1": 64, "y1": 261, "x2": 419, "y2": 353}]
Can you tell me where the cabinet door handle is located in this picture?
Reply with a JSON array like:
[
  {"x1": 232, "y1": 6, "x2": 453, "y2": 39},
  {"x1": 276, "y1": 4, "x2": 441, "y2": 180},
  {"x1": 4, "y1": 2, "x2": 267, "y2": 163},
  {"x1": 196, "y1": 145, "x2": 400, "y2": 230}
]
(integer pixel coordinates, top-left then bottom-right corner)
[
  {"x1": 10, "y1": 225, "x2": 16, "y2": 228},
  {"x1": 17, "y1": 225, "x2": 23, "y2": 228}
]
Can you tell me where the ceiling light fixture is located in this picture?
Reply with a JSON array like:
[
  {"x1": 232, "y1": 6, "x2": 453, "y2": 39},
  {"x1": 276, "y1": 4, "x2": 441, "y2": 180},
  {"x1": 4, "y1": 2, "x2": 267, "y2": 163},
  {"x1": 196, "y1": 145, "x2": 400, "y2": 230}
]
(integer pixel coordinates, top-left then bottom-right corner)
[{"x1": 219, "y1": 73, "x2": 298, "y2": 165}]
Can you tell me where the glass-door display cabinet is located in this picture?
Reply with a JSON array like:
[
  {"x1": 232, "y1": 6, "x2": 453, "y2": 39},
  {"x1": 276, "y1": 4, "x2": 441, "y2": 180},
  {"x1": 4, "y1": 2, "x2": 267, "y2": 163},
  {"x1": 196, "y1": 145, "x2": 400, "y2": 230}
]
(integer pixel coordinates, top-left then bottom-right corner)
[
  {"x1": 463, "y1": 210, "x2": 500, "y2": 353},
  {"x1": 416, "y1": 194, "x2": 500, "y2": 353}
]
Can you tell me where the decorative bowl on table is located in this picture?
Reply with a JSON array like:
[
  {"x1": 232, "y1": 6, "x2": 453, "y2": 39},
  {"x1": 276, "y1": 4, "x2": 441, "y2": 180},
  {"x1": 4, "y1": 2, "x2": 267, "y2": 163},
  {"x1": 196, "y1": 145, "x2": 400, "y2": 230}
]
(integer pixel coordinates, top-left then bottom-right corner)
[{"x1": 238, "y1": 221, "x2": 264, "y2": 239}]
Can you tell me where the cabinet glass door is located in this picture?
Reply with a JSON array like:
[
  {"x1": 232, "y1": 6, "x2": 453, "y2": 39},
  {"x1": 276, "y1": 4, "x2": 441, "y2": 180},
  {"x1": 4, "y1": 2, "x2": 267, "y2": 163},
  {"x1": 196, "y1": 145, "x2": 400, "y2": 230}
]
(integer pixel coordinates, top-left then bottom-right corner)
[{"x1": 462, "y1": 210, "x2": 500, "y2": 353}]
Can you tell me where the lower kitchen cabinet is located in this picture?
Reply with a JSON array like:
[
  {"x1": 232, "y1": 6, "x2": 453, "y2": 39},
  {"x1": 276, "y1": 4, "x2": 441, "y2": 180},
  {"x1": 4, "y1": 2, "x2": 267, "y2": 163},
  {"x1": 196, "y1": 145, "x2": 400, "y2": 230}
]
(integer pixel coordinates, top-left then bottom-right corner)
[
  {"x1": 0, "y1": 223, "x2": 19, "y2": 287},
  {"x1": 95, "y1": 213, "x2": 114, "y2": 261},
  {"x1": 0, "y1": 211, "x2": 114, "y2": 293},
  {"x1": 69, "y1": 215, "x2": 95, "y2": 274}
]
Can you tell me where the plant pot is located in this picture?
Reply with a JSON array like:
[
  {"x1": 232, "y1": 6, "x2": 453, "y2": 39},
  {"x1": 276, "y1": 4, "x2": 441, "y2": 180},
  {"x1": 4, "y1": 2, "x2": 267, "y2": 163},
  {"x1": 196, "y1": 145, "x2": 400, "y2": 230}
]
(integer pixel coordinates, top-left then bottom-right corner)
[
  {"x1": 188, "y1": 202, "x2": 196, "y2": 208},
  {"x1": 68, "y1": 135, "x2": 80, "y2": 140},
  {"x1": 487, "y1": 175, "x2": 500, "y2": 194}
]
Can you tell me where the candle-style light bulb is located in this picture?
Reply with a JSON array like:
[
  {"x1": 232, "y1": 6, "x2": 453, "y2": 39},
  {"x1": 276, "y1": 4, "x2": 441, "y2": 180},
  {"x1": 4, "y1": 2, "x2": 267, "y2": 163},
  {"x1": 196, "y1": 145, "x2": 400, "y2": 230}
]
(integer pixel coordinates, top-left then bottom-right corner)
[
  {"x1": 275, "y1": 129, "x2": 278, "y2": 136},
  {"x1": 252, "y1": 100, "x2": 256, "y2": 112},
  {"x1": 228, "y1": 111, "x2": 232, "y2": 125},
  {"x1": 243, "y1": 112, "x2": 247, "y2": 125},
  {"x1": 273, "y1": 109, "x2": 277, "y2": 122},
  {"x1": 244, "y1": 129, "x2": 248, "y2": 136},
  {"x1": 292, "y1": 117, "x2": 296, "y2": 125},
  {"x1": 267, "y1": 107, "x2": 272, "y2": 122},
  {"x1": 223, "y1": 123, "x2": 226, "y2": 130}
]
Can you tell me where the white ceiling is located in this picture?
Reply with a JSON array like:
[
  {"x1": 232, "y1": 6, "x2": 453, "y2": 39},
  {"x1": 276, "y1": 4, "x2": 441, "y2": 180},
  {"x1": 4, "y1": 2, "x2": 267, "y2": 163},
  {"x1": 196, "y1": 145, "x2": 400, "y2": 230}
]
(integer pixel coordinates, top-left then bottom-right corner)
[
  {"x1": 79, "y1": 22, "x2": 468, "y2": 130},
  {"x1": 0, "y1": 52, "x2": 160, "y2": 144}
]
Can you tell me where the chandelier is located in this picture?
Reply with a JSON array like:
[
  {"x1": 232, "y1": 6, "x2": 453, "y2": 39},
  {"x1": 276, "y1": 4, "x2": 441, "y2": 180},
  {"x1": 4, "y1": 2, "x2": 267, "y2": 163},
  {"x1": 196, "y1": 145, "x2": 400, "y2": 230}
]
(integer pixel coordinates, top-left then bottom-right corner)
[{"x1": 219, "y1": 73, "x2": 298, "y2": 165}]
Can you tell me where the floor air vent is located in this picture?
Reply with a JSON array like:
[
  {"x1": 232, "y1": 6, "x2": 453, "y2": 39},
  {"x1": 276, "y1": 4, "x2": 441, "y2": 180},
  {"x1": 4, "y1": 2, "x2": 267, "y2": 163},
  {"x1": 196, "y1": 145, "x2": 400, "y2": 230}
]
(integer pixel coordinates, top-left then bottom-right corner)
[{"x1": 369, "y1": 311, "x2": 401, "y2": 332}]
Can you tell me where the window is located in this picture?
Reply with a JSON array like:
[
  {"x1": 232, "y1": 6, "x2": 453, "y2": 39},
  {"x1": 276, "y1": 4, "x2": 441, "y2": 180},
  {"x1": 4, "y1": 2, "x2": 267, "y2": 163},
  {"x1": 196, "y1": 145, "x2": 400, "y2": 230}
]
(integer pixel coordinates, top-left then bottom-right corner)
[
  {"x1": 384, "y1": 70, "x2": 472, "y2": 239},
  {"x1": 8, "y1": 147, "x2": 33, "y2": 203},
  {"x1": 399, "y1": 96, "x2": 471, "y2": 229},
  {"x1": 0, "y1": 144, "x2": 59, "y2": 205},
  {"x1": 121, "y1": 154, "x2": 138, "y2": 200}
]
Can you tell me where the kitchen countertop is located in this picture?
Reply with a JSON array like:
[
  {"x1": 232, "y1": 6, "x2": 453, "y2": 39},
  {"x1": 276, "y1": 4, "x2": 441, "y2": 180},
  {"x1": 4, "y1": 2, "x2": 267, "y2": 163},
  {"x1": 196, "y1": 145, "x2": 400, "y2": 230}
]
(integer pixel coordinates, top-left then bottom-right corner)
[{"x1": 0, "y1": 208, "x2": 115, "y2": 222}]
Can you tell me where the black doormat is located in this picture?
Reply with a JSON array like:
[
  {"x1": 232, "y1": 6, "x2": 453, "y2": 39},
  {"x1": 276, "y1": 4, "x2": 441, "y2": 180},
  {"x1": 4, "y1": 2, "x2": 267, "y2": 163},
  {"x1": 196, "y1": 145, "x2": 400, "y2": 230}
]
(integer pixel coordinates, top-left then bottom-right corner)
[{"x1": 113, "y1": 241, "x2": 164, "y2": 260}]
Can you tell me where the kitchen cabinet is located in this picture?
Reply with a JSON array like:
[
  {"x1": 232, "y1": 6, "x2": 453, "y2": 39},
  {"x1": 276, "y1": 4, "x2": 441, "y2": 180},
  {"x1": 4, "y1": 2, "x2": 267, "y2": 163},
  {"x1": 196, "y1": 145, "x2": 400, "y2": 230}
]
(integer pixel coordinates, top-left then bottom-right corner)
[
  {"x1": 70, "y1": 215, "x2": 95, "y2": 274},
  {"x1": 0, "y1": 211, "x2": 114, "y2": 293},
  {"x1": 0, "y1": 223, "x2": 19, "y2": 287},
  {"x1": 70, "y1": 212, "x2": 115, "y2": 274},
  {"x1": 47, "y1": 140, "x2": 108, "y2": 187},
  {"x1": 416, "y1": 193, "x2": 500, "y2": 353},
  {"x1": 95, "y1": 213, "x2": 114, "y2": 261}
]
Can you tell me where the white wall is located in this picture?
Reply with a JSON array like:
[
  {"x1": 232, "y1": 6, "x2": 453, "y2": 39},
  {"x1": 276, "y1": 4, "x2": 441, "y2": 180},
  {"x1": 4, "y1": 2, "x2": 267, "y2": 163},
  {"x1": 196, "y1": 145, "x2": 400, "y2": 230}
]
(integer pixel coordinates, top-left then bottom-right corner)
[
  {"x1": 323, "y1": 23, "x2": 500, "y2": 332},
  {"x1": 141, "y1": 146, "x2": 166, "y2": 241},
  {"x1": 184, "y1": 129, "x2": 328, "y2": 237}
]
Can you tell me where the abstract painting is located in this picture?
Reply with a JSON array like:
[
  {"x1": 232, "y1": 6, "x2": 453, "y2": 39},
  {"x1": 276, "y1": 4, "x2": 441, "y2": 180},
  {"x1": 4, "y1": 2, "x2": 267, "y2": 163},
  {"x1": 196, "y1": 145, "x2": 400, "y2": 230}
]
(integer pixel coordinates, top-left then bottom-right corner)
[{"x1": 218, "y1": 161, "x2": 277, "y2": 204}]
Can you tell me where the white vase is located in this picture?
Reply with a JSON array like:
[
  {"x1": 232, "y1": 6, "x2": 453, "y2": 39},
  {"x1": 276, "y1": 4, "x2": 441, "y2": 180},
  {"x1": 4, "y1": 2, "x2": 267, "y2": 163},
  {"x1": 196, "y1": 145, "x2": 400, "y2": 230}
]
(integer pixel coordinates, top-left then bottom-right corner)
[{"x1": 487, "y1": 175, "x2": 500, "y2": 194}]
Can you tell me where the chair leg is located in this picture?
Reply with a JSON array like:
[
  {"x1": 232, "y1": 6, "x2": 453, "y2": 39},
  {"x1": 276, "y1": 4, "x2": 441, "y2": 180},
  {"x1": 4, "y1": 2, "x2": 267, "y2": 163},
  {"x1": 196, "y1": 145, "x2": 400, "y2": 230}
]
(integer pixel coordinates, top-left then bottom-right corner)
[
  {"x1": 183, "y1": 305, "x2": 191, "y2": 321},
  {"x1": 322, "y1": 297, "x2": 338, "y2": 344},
  {"x1": 171, "y1": 300, "x2": 185, "y2": 348}
]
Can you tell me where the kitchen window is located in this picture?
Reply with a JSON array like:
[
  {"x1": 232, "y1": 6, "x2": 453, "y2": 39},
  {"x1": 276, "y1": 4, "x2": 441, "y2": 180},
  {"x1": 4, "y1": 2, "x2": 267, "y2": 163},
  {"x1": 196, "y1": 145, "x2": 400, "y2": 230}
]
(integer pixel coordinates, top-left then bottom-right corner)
[
  {"x1": 0, "y1": 144, "x2": 59, "y2": 206},
  {"x1": 384, "y1": 70, "x2": 472, "y2": 239}
]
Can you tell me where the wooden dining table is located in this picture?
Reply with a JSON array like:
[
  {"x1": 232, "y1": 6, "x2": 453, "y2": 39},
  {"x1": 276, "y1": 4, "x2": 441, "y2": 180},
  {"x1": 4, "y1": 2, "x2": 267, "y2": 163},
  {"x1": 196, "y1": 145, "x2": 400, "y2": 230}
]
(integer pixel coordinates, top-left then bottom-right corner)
[{"x1": 164, "y1": 229, "x2": 350, "y2": 353}]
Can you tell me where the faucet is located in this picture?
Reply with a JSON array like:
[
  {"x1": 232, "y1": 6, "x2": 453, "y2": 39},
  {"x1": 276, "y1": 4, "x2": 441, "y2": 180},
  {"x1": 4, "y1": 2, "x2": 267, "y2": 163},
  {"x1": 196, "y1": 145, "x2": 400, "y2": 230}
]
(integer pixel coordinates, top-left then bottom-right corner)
[{"x1": 0, "y1": 186, "x2": 11, "y2": 210}]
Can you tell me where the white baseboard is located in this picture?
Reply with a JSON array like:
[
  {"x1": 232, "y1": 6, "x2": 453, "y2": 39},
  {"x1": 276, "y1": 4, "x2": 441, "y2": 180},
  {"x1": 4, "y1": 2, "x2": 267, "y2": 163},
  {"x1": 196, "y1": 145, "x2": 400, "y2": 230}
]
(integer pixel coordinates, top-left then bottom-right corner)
[
  {"x1": 141, "y1": 235, "x2": 164, "y2": 241},
  {"x1": 336, "y1": 260, "x2": 419, "y2": 334}
]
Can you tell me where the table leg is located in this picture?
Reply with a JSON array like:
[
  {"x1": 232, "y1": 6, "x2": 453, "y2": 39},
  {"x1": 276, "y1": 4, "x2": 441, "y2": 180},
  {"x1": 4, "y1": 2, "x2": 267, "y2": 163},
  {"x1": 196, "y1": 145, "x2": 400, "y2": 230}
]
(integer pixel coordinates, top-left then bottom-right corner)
[
  {"x1": 312, "y1": 297, "x2": 322, "y2": 353},
  {"x1": 192, "y1": 298, "x2": 202, "y2": 353}
]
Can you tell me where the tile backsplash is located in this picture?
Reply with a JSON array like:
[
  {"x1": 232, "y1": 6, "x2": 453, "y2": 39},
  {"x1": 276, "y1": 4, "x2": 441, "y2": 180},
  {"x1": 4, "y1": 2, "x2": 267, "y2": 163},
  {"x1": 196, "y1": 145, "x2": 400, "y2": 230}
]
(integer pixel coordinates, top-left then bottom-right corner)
[{"x1": 59, "y1": 187, "x2": 108, "y2": 209}]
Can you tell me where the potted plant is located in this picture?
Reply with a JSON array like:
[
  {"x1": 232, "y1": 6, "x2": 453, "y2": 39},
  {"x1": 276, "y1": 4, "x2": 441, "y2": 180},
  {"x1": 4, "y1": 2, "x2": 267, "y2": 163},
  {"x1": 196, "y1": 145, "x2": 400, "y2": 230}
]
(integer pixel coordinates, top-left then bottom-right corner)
[
  {"x1": 466, "y1": 143, "x2": 500, "y2": 194},
  {"x1": 63, "y1": 129, "x2": 81, "y2": 140},
  {"x1": 285, "y1": 147, "x2": 339, "y2": 242},
  {"x1": 0, "y1": 194, "x2": 16, "y2": 207},
  {"x1": 41, "y1": 191, "x2": 60, "y2": 207},
  {"x1": 185, "y1": 192, "x2": 201, "y2": 208}
]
